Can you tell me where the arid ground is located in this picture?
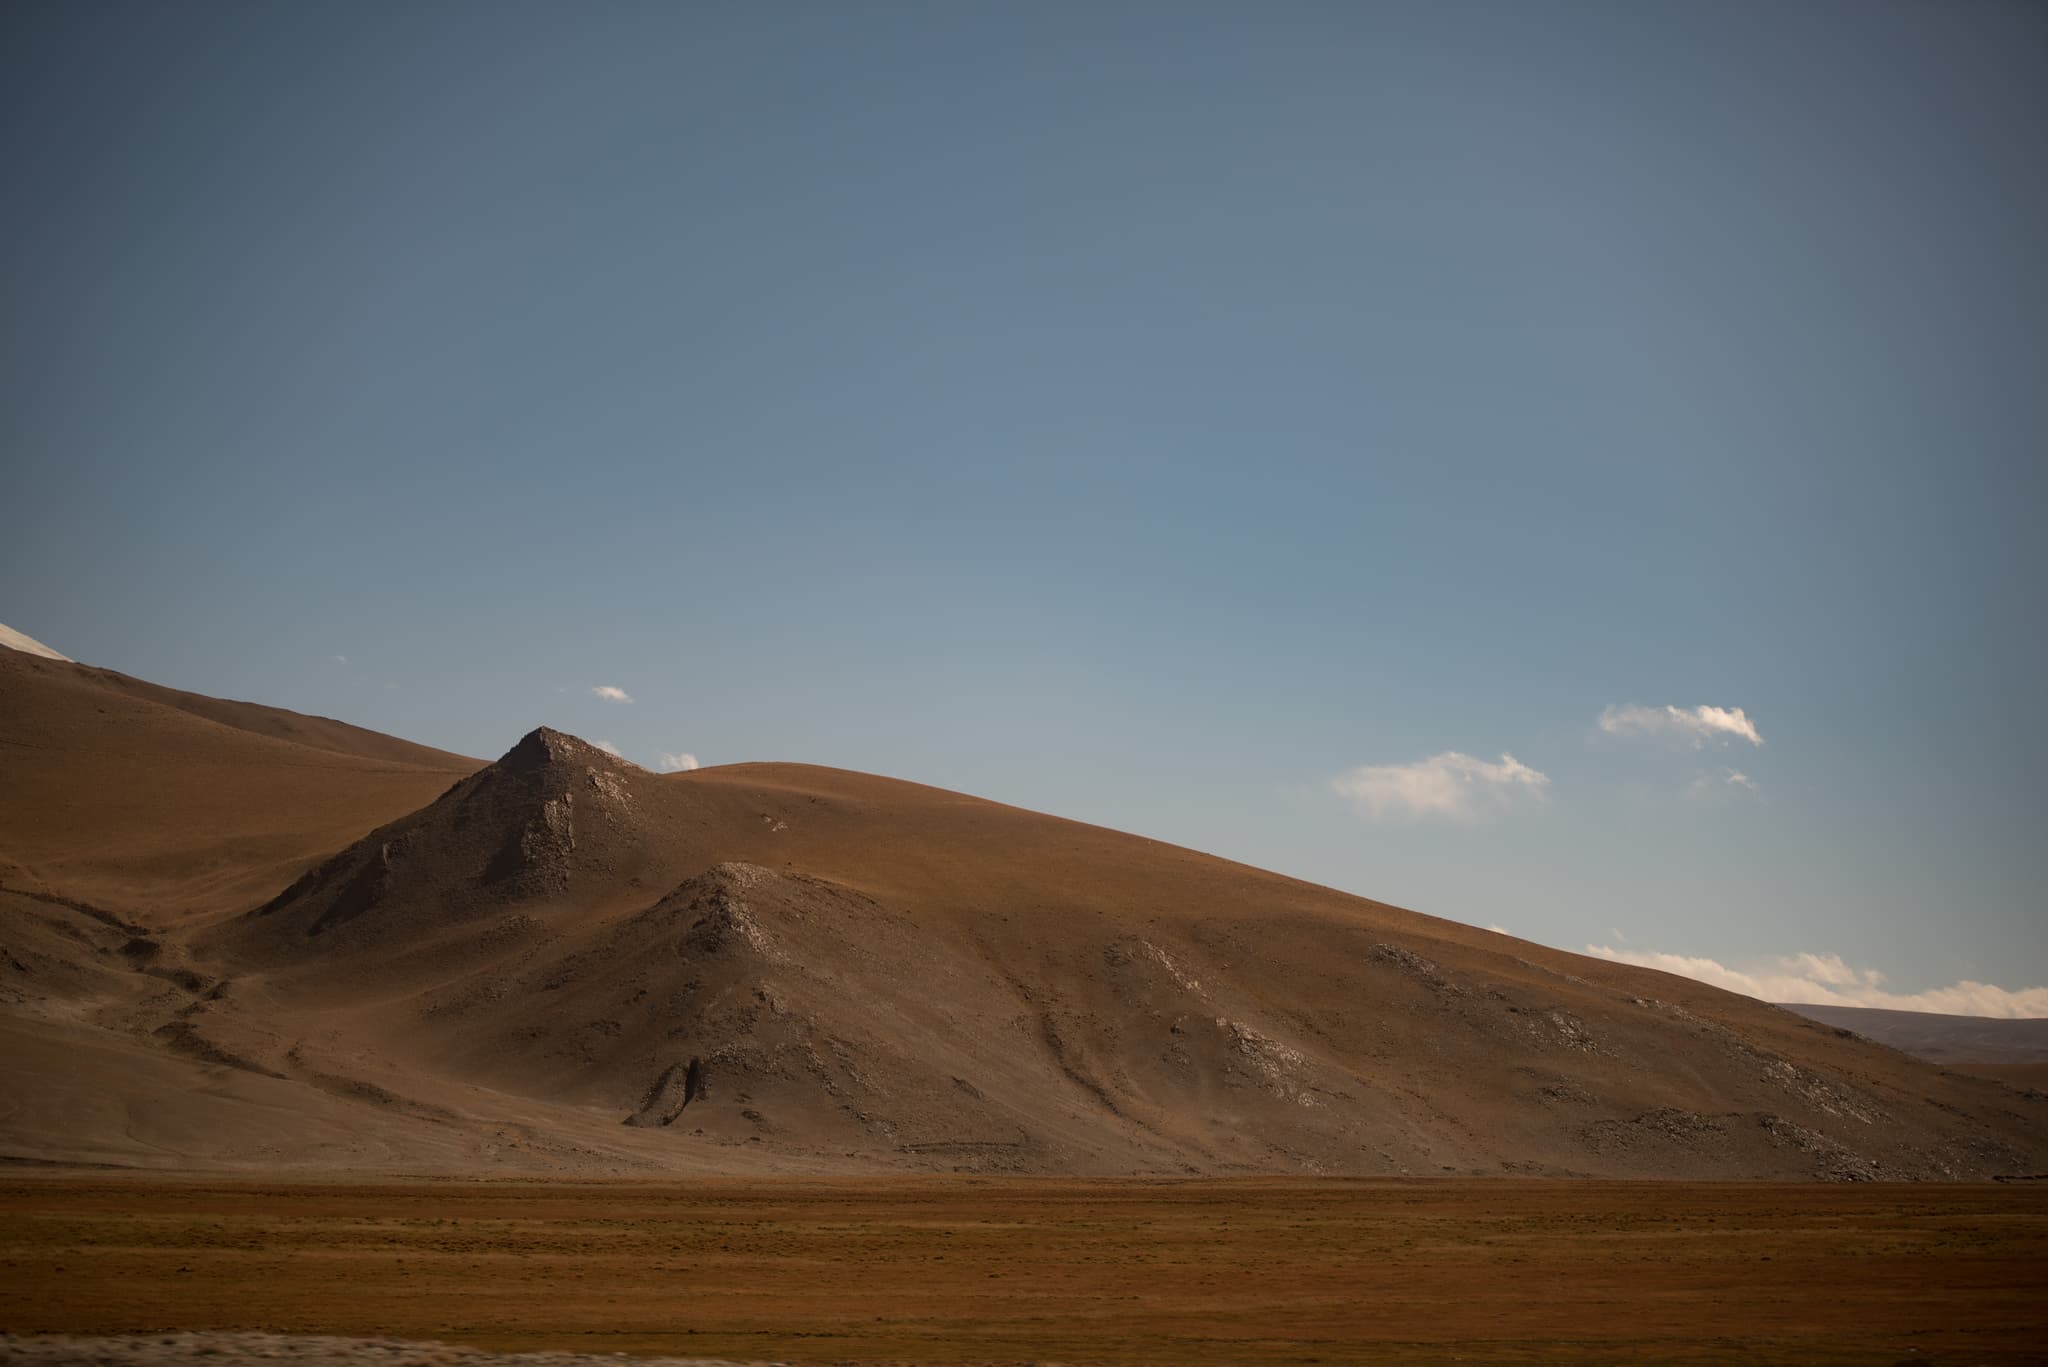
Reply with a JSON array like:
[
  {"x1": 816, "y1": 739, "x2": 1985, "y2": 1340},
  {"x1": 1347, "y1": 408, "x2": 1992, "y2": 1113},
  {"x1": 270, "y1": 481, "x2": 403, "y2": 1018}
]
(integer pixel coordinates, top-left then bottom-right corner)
[
  {"x1": 5, "y1": 645, "x2": 2047, "y2": 1364},
  {"x1": 3, "y1": 1176, "x2": 2045, "y2": 1366},
  {"x1": 5, "y1": 647, "x2": 2045, "y2": 1183}
]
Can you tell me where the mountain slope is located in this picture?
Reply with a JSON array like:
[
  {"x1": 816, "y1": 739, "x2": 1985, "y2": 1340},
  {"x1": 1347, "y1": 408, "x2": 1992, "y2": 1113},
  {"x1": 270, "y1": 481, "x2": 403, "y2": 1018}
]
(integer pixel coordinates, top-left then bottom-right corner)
[
  {"x1": 1777, "y1": 1004, "x2": 2048, "y2": 1065},
  {"x1": 194, "y1": 729, "x2": 2048, "y2": 1179},
  {"x1": 0, "y1": 648, "x2": 478, "y2": 921},
  {"x1": 3, "y1": 657, "x2": 2045, "y2": 1179}
]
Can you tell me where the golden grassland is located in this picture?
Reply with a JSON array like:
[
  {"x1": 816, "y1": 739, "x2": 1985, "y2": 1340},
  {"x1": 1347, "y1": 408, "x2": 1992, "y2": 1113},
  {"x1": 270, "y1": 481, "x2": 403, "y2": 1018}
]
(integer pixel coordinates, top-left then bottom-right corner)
[{"x1": 2, "y1": 1177, "x2": 2045, "y2": 1365}]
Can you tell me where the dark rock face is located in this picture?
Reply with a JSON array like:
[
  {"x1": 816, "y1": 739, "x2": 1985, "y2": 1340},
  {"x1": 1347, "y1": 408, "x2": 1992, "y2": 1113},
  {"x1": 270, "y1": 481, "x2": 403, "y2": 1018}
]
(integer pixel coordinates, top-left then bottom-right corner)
[{"x1": 623, "y1": 1057, "x2": 705, "y2": 1127}]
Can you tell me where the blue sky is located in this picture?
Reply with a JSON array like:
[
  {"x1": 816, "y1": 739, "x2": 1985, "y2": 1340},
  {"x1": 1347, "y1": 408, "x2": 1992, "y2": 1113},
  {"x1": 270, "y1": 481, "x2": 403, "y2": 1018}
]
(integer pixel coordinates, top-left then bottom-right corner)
[{"x1": 5, "y1": 1, "x2": 2043, "y2": 1013}]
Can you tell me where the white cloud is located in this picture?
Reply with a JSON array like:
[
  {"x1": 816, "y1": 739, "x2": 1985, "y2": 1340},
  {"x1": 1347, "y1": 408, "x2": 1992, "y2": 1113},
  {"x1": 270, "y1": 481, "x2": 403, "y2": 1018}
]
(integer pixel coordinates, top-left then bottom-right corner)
[
  {"x1": 1685, "y1": 767, "x2": 1763, "y2": 800},
  {"x1": 1600, "y1": 703, "x2": 1762, "y2": 748},
  {"x1": 1332, "y1": 751, "x2": 1549, "y2": 821},
  {"x1": 1486, "y1": 923, "x2": 1511, "y2": 936},
  {"x1": 592, "y1": 739, "x2": 623, "y2": 758},
  {"x1": 1584, "y1": 944, "x2": 2048, "y2": 1019},
  {"x1": 333, "y1": 654, "x2": 349, "y2": 666},
  {"x1": 656, "y1": 750, "x2": 700, "y2": 772},
  {"x1": 591, "y1": 685, "x2": 633, "y2": 704}
]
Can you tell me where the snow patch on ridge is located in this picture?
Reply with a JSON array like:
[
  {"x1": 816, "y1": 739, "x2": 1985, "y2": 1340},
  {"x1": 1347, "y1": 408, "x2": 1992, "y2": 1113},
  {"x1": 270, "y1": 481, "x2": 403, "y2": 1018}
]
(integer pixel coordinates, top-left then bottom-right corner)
[{"x1": 0, "y1": 623, "x2": 70, "y2": 661}]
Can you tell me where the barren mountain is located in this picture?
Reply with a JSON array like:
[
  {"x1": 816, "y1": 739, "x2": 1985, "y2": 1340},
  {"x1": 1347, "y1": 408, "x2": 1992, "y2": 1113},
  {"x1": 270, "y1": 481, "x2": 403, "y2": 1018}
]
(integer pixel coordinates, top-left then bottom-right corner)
[
  {"x1": 0, "y1": 648, "x2": 477, "y2": 919},
  {"x1": 1778, "y1": 1003, "x2": 2048, "y2": 1091},
  {"x1": 3, "y1": 651, "x2": 2043, "y2": 1178}
]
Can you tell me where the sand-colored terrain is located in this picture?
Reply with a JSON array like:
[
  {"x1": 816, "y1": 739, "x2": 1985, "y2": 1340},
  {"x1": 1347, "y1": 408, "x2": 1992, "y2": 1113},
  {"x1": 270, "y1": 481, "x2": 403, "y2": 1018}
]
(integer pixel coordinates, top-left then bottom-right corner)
[
  {"x1": 2, "y1": 1176, "x2": 2045, "y2": 1365},
  {"x1": 5, "y1": 645, "x2": 2047, "y2": 1362},
  {"x1": 2, "y1": 645, "x2": 2045, "y2": 1179},
  {"x1": 0, "y1": 649, "x2": 476, "y2": 920}
]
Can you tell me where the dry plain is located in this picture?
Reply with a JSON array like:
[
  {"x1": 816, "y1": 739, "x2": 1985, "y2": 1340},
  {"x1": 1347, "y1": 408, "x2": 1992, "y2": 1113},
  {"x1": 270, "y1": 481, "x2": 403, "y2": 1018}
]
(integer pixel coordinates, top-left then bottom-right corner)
[
  {"x1": 3, "y1": 1176, "x2": 2046, "y2": 1366},
  {"x1": 6, "y1": 648, "x2": 2048, "y2": 1366}
]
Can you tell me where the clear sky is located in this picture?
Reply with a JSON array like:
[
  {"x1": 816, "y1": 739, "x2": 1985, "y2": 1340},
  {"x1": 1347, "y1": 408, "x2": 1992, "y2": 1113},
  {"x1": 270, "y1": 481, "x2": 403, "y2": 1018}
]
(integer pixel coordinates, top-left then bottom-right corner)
[{"x1": 5, "y1": 1, "x2": 2043, "y2": 1014}]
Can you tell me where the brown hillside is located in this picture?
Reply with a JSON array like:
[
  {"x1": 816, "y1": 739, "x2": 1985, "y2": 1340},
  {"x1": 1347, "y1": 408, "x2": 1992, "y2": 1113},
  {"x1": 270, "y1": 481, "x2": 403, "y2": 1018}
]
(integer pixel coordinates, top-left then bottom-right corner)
[
  {"x1": 0, "y1": 648, "x2": 478, "y2": 920},
  {"x1": 3, "y1": 657, "x2": 2045, "y2": 1179},
  {"x1": 1777, "y1": 1003, "x2": 2048, "y2": 1066}
]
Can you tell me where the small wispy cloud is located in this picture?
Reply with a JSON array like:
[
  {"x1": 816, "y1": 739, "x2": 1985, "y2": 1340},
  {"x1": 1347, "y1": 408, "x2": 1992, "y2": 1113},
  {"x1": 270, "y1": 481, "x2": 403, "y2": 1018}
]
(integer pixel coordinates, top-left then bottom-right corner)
[
  {"x1": 1332, "y1": 751, "x2": 1549, "y2": 821},
  {"x1": 333, "y1": 654, "x2": 349, "y2": 666},
  {"x1": 1685, "y1": 767, "x2": 1762, "y2": 800},
  {"x1": 592, "y1": 739, "x2": 623, "y2": 757},
  {"x1": 591, "y1": 685, "x2": 633, "y2": 704},
  {"x1": 1584, "y1": 944, "x2": 2048, "y2": 1019},
  {"x1": 656, "y1": 750, "x2": 700, "y2": 772},
  {"x1": 1599, "y1": 703, "x2": 1762, "y2": 748}
]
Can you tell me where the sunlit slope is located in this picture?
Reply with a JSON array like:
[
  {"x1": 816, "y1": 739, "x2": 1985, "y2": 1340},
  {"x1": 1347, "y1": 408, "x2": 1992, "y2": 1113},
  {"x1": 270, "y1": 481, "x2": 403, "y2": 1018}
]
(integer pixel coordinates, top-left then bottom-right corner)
[
  {"x1": 0, "y1": 648, "x2": 478, "y2": 920},
  {"x1": 188, "y1": 728, "x2": 2048, "y2": 1178},
  {"x1": 2, "y1": 652, "x2": 2042, "y2": 1176}
]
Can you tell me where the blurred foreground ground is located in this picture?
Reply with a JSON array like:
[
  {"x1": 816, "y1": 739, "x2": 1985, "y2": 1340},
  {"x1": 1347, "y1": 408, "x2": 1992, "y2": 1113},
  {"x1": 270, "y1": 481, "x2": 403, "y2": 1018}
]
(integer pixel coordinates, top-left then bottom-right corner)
[
  {"x1": 2, "y1": 1177, "x2": 2044, "y2": 1366},
  {"x1": 0, "y1": 1335, "x2": 770, "y2": 1367}
]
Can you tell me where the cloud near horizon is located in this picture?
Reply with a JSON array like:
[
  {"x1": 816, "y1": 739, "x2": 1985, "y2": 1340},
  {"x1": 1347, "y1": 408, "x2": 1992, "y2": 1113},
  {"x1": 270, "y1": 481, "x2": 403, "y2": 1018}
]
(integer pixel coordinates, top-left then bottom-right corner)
[
  {"x1": 591, "y1": 685, "x2": 633, "y2": 704},
  {"x1": 1584, "y1": 944, "x2": 2048, "y2": 1019},
  {"x1": 1332, "y1": 751, "x2": 1549, "y2": 821},
  {"x1": 591, "y1": 739, "x2": 623, "y2": 757},
  {"x1": 1600, "y1": 703, "x2": 1762, "y2": 748},
  {"x1": 656, "y1": 750, "x2": 700, "y2": 772}
]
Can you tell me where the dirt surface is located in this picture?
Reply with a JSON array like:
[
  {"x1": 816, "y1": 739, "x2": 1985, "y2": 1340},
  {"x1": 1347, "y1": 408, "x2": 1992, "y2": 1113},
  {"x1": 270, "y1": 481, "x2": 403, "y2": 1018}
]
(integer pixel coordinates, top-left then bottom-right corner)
[
  {"x1": 0, "y1": 648, "x2": 477, "y2": 922},
  {"x1": 0, "y1": 1335, "x2": 774, "y2": 1367},
  {"x1": 1953, "y1": 1061, "x2": 2048, "y2": 1090},
  {"x1": 2, "y1": 1177, "x2": 2045, "y2": 1366}
]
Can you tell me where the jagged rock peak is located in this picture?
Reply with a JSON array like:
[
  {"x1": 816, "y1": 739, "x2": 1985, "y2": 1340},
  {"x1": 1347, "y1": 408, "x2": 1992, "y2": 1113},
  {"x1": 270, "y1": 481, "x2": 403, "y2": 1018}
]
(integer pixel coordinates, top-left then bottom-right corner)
[
  {"x1": 496, "y1": 726, "x2": 625, "y2": 773},
  {"x1": 703, "y1": 860, "x2": 773, "y2": 890}
]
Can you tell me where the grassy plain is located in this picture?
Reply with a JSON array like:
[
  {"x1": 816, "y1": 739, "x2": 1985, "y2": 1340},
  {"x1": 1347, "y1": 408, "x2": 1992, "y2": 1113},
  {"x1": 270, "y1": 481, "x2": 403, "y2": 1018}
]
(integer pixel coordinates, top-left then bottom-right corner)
[{"x1": 1, "y1": 1177, "x2": 2044, "y2": 1366}]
